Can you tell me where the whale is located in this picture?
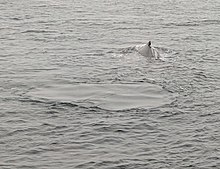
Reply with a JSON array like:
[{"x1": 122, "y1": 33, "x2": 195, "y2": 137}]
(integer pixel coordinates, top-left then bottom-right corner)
[{"x1": 136, "y1": 41, "x2": 160, "y2": 59}]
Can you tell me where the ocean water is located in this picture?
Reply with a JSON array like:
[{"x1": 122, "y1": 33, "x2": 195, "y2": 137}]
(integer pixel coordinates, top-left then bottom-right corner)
[{"x1": 0, "y1": 0, "x2": 220, "y2": 168}]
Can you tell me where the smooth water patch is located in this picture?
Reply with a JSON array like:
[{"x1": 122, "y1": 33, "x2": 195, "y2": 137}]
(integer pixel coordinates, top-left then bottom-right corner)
[{"x1": 28, "y1": 83, "x2": 174, "y2": 110}]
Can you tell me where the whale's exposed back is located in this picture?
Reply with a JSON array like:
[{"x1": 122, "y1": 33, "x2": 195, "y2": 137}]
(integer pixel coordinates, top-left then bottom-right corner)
[{"x1": 136, "y1": 41, "x2": 160, "y2": 59}]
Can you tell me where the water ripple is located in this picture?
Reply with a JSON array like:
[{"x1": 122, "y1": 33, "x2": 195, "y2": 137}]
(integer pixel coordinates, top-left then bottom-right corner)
[{"x1": 0, "y1": 0, "x2": 219, "y2": 168}]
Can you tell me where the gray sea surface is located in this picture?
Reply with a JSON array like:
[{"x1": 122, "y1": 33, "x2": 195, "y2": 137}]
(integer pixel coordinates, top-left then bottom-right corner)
[{"x1": 0, "y1": 0, "x2": 220, "y2": 168}]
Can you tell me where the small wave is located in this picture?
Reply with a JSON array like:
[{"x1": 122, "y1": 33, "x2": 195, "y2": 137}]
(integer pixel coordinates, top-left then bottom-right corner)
[
  {"x1": 6, "y1": 127, "x2": 38, "y2": 137},
  {"x1": 19, "y1": 96, "x2": 98, "y2": 113},
  {"x1": 20, "y1": 97, "x2": 81, "y2": 109},
  {"x1": 119, "y1": 46, "x2": 137, "y2": 54},
  {"x1": 22, "y1": 30, "x2": 57, "y2": 34},
  {"x1": 91, "y1": 136, "x2": 124, "y2": 144},
  {"x1": 165, "y1": 19, "x2": 220, "y2": 28},
  {"x1": 170, "y1": 22, "x2": 200, "y2": 27},
  {"x1": 10, "y1": 17, "x2": 22, "y2": 21},
  {"x1": 200, "y1": 19, "x2": 220, "y2": 25}
]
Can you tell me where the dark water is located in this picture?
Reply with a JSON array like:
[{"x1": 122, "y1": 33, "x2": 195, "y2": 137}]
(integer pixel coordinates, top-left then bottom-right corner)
[{"x1": 1, "y1": 0, "x2": 220, "y2": 168}]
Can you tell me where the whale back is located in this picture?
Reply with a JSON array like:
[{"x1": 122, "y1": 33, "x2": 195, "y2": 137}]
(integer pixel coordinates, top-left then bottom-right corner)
[
  {"x1": 136, "y1": 44, "x2": 160, "y2": 59},
  {"x1": 138, "y1": 44, "x2": 154, "y2": 57}
]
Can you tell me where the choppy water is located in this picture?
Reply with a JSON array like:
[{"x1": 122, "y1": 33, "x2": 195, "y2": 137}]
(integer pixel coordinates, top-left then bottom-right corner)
[{"x1": 1, "y1": 0, "x2": 220, "y2": 168}]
